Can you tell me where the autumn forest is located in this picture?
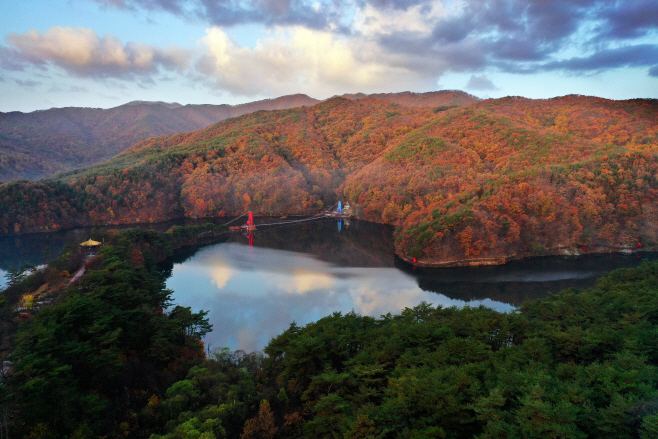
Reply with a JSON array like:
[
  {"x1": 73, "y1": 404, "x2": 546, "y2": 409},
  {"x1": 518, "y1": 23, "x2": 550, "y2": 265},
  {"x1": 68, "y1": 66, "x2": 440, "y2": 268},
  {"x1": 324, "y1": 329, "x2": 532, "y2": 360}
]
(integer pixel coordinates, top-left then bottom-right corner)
[{"x1": 1, "y1": 93, "x2": 657, "y2": 266}]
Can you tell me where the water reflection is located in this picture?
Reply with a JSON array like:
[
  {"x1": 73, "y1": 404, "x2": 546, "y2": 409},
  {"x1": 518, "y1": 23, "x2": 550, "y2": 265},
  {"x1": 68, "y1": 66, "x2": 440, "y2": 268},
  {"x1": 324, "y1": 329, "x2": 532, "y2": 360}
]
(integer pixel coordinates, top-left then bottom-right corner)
[
  {"x1": 2, "y1": 218, "x2": 656, "y2": 352},
  {"x1": 166, "y1": 219, "x2": 658, "y2": 352},
  {"x1": 398, "y1": 251, "x2": 657, "y2": 305},
  {"x1": 166, "y1": 242, "x2": 514, "y2": 352}
]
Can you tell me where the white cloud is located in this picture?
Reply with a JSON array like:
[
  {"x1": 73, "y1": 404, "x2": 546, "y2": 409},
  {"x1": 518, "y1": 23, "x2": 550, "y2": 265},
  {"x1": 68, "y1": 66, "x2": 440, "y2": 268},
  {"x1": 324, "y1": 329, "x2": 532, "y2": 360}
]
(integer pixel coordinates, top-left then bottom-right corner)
[
  {"x1": 210, "y1": 263, "x2": 233, "y2": 288},
  {"x1": 6, "y1": 26, "x2": 191, "y2": 78},
  {"x1": 196, "y1": 26, "x2": 436, "y2": 97},
  {"x1": 352, "y1": 286, "x2": 427, "y2": 316},
  {"x1": 283, "y1": 269, "x2": 334, "y2": 294}
]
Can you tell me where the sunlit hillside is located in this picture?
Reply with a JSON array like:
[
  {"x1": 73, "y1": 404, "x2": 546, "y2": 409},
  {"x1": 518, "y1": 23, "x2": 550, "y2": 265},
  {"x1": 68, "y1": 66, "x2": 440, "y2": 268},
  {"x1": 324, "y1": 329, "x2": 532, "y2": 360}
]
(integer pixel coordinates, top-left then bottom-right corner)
[{"x1": 1, "y1": 94, "x2": 656, "y2": 266}]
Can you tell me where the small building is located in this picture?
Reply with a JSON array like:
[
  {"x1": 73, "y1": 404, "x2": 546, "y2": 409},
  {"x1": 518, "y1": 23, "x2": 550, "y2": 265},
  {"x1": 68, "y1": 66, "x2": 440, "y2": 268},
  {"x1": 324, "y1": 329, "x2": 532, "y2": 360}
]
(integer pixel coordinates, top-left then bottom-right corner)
[
  {"x1": 80, "y1": 239, "x2": 101, "y2": 247},
  {"x1": 80, "y1": 239, "x2": 102, "y2": 256}
]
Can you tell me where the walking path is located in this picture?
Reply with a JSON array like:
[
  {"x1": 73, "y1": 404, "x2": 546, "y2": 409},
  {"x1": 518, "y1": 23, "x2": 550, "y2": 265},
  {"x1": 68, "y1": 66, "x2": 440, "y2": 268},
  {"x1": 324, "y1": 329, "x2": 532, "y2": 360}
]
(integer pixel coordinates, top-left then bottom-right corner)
[{"x1": 68, "y1": 266, "x2": 85, "y2": 285}]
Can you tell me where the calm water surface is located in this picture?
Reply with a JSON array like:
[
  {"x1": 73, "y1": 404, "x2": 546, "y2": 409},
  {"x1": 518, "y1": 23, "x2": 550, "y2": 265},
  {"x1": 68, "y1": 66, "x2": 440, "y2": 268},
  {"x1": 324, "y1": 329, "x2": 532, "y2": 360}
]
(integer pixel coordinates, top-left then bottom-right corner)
[
  {"x1": 1, "y1": 219, "x2": 656, "y2": 351},
  {"x1": 0, "y1": 219, "x2": 188, "y2": 289},
  {"x1": 163, "y1": 219, "x2": 658, "y2": 351}
]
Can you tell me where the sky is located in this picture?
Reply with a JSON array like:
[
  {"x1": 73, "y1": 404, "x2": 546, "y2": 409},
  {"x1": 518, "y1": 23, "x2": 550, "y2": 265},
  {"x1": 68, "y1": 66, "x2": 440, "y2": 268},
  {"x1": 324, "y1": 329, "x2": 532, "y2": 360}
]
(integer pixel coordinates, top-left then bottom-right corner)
[{"x1": 0, "y1": 0, "x2": 657, "y2": 112}]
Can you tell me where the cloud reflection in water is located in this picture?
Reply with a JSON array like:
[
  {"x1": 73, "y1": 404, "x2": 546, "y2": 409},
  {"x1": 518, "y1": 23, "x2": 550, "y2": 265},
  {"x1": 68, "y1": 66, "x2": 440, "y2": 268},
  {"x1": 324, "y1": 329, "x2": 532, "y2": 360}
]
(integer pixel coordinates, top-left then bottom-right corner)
[{"x1": 166, "y1": 243, "x2": 514, "y2": 352}]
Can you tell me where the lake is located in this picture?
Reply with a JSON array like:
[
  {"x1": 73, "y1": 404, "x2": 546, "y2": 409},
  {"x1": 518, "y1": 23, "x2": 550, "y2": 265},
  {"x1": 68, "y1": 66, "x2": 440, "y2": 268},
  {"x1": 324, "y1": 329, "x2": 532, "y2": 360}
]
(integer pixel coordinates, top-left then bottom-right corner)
[
  {"x1": 162, "y1": 219, "x2": 657, "y2": 352},
  {"x1": 1, "y1": 219, "x2": 656, "y2": 352}
]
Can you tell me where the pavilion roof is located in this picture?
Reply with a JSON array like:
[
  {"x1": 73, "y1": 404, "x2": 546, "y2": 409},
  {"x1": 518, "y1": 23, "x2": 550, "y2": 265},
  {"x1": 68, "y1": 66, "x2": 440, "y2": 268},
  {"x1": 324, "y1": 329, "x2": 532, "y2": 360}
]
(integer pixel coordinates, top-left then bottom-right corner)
[{"x1": 80, "y1": 239, "x2": 101, "y2": 247}]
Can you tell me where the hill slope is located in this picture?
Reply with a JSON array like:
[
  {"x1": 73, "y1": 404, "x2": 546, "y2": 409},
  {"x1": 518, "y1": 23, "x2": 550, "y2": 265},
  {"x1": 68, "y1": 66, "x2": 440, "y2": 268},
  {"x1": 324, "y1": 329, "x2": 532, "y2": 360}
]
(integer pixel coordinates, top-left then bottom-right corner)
[
  {"x1": 0, "y1": 94, "x2": 321, "y2": 182},
  {"x1": 0, "y1": 91, "x2": 477, "y2": 182},
  {"x1": 1, "y1": 95, "x2": 656, "y2": 266}
]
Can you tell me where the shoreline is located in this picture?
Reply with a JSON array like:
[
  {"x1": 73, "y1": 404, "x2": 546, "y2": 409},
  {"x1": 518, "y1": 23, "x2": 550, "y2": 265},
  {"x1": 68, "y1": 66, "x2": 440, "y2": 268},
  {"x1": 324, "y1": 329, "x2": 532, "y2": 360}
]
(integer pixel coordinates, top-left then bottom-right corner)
[
  {"x1": 398, "y1": 245, "x2": 650, "y2": 268},
  {"x1": 1, "y1": 215, "x2": 652, "y2": 269}
]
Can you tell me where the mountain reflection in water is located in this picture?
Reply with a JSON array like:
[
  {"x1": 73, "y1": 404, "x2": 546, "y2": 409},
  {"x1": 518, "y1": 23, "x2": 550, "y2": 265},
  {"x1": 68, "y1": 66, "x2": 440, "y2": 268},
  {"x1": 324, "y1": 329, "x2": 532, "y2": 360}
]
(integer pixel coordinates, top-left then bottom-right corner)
[{"x1": 164, "y1": 220, "x2": 657, "y2": 351}]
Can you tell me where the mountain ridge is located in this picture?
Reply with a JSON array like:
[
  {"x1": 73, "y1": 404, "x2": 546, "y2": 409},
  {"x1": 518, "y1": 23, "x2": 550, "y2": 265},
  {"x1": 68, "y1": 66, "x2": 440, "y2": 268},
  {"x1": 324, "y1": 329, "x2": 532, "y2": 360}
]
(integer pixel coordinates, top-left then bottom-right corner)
[
  {"x1": 0, "y1": 90, "x2": 476, "y2": 182},
  {"x1": 338, "y1": 90, "x2": 479, "y2": 107}
]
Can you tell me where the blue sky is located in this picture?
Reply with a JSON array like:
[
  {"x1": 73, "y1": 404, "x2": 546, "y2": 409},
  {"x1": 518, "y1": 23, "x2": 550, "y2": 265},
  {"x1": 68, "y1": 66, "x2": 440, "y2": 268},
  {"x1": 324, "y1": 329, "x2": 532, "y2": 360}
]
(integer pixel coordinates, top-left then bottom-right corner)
[{"x1": 0, "y1": 0, "x2": 656, "y2": 112}]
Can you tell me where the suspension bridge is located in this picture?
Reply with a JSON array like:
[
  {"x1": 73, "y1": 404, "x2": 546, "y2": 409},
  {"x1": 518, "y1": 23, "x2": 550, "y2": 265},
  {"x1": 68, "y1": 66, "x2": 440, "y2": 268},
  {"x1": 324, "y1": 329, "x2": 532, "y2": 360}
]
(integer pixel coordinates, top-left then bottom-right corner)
[
  {"x1": 214, "y1": 201, "x2": 352, "y2": 245},
  {"x1": 196, "y1": 201, "x2": 352, "y2": 245},
  {"x1": 225, "y1": 201, "x2": 351, "y2": 231}
]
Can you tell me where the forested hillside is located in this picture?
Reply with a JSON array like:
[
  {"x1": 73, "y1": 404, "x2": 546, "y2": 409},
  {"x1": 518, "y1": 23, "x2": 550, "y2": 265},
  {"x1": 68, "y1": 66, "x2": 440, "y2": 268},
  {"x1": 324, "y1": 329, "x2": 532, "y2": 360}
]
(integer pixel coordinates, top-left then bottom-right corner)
[
  {"x1": 0, "y1": 94, "x2": 320, "y2": 181},
  {"x1": 1, "y1": 94, "x2": 656, "y2": 266},
  {"x1": 0, "y1": 90, "x2": 475, "y2": 182}
]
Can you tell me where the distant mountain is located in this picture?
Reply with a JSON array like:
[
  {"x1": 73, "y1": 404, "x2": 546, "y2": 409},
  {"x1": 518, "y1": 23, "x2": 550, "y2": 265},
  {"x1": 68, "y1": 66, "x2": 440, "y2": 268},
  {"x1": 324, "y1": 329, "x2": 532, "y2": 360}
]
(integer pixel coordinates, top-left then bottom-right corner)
[
  {"x1": 0, "y1": 91, "x2": 477, "y2": 182},
  {"x1": 339, "y1": 90, "x2": 479, "y2": 107},
  {"x1": 123, "y1": 101, "x2": 184, "y2": 109},
  {"x1": 1, "y1": 95, "x2": 656, "y2": 267},
  {"x1": 0, "y1": 93, "x2": 321, "y2": 182}
]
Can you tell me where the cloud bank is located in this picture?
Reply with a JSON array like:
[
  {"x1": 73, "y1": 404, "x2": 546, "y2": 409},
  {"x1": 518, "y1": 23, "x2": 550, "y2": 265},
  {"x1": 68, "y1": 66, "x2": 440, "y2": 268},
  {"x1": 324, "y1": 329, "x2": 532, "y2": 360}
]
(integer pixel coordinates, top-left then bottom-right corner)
[
  {"x1": 196, "y1": 26, "x2": 435, "y2": 96},
  {"x1": 93, "y1": 0, "x2": 352, "y2": 31},
  {"x1": 5, "y1": 26, "x2": 191, "y2": 79},
  {"x1": 2, "y1": 0, "x2": 657, "y2": 97}
]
